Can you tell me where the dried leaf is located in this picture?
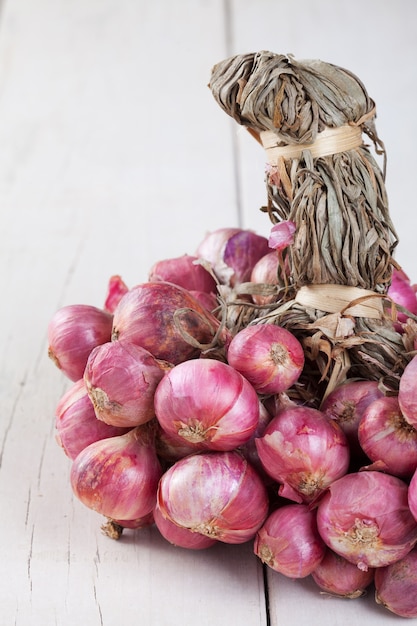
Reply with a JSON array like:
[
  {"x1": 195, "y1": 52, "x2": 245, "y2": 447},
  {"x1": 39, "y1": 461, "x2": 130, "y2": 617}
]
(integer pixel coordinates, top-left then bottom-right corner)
[
  {"x1": 209, "y1": 51, "x2": 398, "y2": 292},
  {"x1": 209, "y1": 51, "x2": 416, "y2": 398},
  {"x1": 302, "y1": 312, "x2": 355, "y2": 339}
]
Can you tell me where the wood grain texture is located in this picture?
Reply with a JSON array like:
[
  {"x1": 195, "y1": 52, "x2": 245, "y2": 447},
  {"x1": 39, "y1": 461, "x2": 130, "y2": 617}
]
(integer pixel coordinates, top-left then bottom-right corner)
[{"x1": 1, "y1": 0, "x2": 417, "y2": 624}]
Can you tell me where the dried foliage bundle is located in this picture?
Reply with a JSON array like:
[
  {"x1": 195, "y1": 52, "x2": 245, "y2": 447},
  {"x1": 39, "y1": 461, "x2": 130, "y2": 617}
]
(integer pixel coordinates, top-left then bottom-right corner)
[{"x1": 209, "y1": 51, "x2": 416, "y2": 399}]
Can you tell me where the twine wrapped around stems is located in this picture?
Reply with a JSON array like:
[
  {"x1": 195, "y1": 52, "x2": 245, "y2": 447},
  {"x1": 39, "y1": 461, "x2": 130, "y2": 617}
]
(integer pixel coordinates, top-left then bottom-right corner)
[{"x1": 209, "y1": 51, "x2": 416, "y2": 399}]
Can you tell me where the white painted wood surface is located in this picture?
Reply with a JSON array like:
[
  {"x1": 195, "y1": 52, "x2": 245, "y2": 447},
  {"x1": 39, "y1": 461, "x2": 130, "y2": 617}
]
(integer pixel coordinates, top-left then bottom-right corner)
[{"x1": 1, "y1": 1, "x2": 417, "y2": 624}]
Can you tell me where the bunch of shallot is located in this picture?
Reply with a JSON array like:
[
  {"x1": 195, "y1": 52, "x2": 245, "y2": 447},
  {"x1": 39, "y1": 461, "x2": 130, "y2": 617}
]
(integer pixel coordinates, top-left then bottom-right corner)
[{"x1": 48, "y1": 226, "x2": 417, "y2": 619}]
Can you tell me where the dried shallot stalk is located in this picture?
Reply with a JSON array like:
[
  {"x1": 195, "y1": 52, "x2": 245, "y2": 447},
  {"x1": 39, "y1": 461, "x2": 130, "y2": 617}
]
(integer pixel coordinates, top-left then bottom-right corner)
[
  {"x1": 209, "y1": 50, "x2": 396, "y2": 292},
  {"x1": 209, "y1": 51, "x2": 416, "y2": 395}
]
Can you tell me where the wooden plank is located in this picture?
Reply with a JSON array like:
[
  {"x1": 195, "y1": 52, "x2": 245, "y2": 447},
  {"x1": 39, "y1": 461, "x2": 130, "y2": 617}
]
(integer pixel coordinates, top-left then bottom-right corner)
[
  {"x1": 0, "y1": 1, "x2": 268, "y2": 624},
  {"x1": 228, "y1": 1, "x2": 417, "y2": 624},
  {"x1": 266, "y1": 573, "x2": 406, "y2": 625}
]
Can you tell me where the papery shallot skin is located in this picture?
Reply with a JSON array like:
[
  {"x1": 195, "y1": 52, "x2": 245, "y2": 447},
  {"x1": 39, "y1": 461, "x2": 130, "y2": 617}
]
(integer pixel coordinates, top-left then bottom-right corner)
[
  {"x1": 375, "y1": 546, "x2": 417, "y2": 618},
  {"x1": 70, "y1": 425, "x2": 162, "y2": 522},
  {"x1": 268, "y1": 221, "x2": 296, "y2": 252},
  {"x1": 154, "y1": 358, "x2": 260, "y2": 452},
  {"x1": 196, "y1": 227, "x2": 270, "y2": 286},
  {"x1": 255, "y1": 406, "x2": 349, "y2": 503},
  {"x1": 55, "y1": 379, "x2": 130, "y2": 459},
  {"x1": 195, "y1": 227, "x2": 240, "y2": 284},
  {"x1": 254, "y1": 504, "x2": 326, "y2": 578},
  {"x1": 316, "y1": 471, "x2": 417, "y2": 571},
  {"x1": 48, "y1": 304, "x2": 113, "y2": 381},
  {"x1": 84, "y1": 341, "x2": 167, "y2": 428},
  {"x1": 104, "y1": 275, "x2": 129, "y2": 314},
  {"x1": 157, "y1": 451, "x2": 269, "y2": 544},
  {"x1": 111, "y1": 282, "x2": 229, "y2": 364}
]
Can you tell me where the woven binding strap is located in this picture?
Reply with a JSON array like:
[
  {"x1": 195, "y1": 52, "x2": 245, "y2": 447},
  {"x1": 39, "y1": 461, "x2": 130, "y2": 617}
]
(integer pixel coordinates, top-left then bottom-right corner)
[
  {"x1": 294, "y1": 284, "x2": 384, "y2": 319},
  {"x1": 260, "y1": 124, "x2": 363, "y2": 163}
]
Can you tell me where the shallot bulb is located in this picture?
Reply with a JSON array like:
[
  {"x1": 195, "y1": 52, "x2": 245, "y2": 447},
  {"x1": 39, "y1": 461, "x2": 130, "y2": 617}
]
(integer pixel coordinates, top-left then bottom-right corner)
[
  {"x1": 238, "y1": 401, "x2": 273, "y2": 479},
  {"x1": 398, "y1": 354, "x2": 417, "y2": 429},
  {"x1": 196, "y1": 227, "x2": 270, "y2": 286},
  {"x1": 188, "y1": 290, "x2": 218, "y2": 312},
  {"x1": 100, "y1": 513, "x2": 156, "y2": 540},
  {"x1": 311, "y1": 549, "x2": 375, "y2": 598},
  {"x1": 407, "y1": 466, "x2": 417, "y2": 522},
  {"x1": 55, "y1": 379, "x2": 130, "y2": 459},
  {"x1": 153, "y1": 420, "x2": 197, "y2": 463},
  {"x1": 48, "y1": 304, "x2": 113, "y2": 381},
  {"x1": 156, "y1": 451, "x2": 269, "y2": 544},
  {"x1": 375, "y1": 545, "x2": 417, "y2": 618},
  {"x1": 108, "y1": 512, "x2": 154, "y2": 531},
  {"x1": 154, "y1": 358, "x2": 260, "y2": 451},
  {"x1": 321, "y1": 379, "x2": 384, "y2": 462},
  {"x1": 250, "y1": 252, "x2": 280, "y2": 306},
  {"x1": 153, "y1": 502, "x2": 217, "y2": 550},
  {"x1": 254, "y1": 504, "x2": 326, "y2": 578},
  {"x1": 255, "y1": 406, "x2": 349, "y2": 503},
  {"x1": 316, "y1": 471, "x2": 417, "y2": 571},
  {"x1": 267, "y1": 220, "x2": 296, "y2": 283},
  {"x1": 261, "y1": 390, "x2": 302, "y2": 417},
  {"x1": 112, "y1": 281, "x2": 230, "y2": 364},
  {"x1": 104, "y1": 275, "x2": 129, "y2": 314},
  {"x1": 226, "y1": 324, "x2": 304, "y2": 395},
  {"x1": 70, "y1": 424, "x2": 162, "y2": 522},
  {"x1": 387, "y1": 269, "x2": 417, "y2": 326},
  {"x1": 84, "y1": 341, "x2": 168, "y2": 428},
  {"x1": 148, "y1": 254, "x2": 217, "y2": 294},
  {"x1": 358, "y1": 395, "x2": 417, "y2": 478}
]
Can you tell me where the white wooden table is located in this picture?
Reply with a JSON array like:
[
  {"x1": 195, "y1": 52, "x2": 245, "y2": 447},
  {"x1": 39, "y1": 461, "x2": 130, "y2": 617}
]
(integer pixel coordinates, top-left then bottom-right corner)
[{"x1": 1, "y1": 1, "x2": 417, "y2": 624}]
